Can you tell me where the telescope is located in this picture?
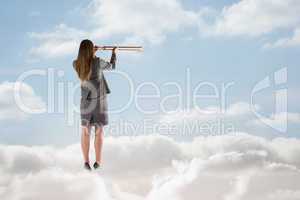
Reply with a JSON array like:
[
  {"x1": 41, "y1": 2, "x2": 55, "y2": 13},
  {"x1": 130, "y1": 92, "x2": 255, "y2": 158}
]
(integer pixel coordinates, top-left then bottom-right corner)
[{"x1": 94, "y1": 45, "x2": 143, "y2": 52}]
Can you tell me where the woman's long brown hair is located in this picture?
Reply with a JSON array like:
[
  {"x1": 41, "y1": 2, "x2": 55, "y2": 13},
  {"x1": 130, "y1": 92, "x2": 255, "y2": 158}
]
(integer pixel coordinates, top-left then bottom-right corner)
[{"x1": 74, "y1": 39, "x2": 94, "y2": 81}]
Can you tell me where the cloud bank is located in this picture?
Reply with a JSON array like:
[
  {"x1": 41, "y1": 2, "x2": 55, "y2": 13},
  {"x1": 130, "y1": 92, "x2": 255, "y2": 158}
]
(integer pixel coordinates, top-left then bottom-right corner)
[
  {"x1": 1, "y1": 133, "x2": 300, "y2": 200},
  {"x1": 0, "y1": 82, "x2": 45, "y2": 121}
]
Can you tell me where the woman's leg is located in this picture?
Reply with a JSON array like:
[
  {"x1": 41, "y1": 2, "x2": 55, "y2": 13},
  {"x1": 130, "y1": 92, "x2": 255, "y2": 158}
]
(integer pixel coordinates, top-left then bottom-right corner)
[
  {"x1": 81, "y1": 125, "x2": 91, "y2": 163},
  {"x1": 94, "y1": 125, "x2": 104, "y2": 164}
]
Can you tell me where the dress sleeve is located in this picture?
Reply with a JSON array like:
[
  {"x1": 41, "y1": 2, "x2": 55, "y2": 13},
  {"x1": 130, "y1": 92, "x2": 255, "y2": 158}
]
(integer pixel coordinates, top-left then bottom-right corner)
[
  {"x1": 98, "y1": 52, "x2": 116, "y2": 70},
  {"x1": 99, "y1": 58, "x2": 112, "y2": 70}
]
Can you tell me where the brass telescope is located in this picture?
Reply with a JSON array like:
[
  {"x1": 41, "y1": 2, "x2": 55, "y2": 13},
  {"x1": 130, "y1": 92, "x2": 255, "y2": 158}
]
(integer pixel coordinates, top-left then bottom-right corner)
[{"x1": 95, "y1": 45, "x2": 143, "y2": 52}]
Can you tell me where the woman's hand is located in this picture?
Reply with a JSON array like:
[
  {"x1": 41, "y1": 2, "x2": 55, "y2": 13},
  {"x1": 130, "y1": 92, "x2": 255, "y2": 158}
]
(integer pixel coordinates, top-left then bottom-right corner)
[
  {"x1": 112, "y1": 47, "x2": 118, "y2": 54},
  {"x1": 110, "y1": 47, "x2": 117, "y2": 66}
]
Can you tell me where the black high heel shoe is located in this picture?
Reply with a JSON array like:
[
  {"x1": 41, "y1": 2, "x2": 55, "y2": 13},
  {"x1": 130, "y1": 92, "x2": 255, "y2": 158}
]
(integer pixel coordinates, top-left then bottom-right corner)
[
  {"x1": 93, "y1": 162, "x2": 101, "y2": 169},
  {"x1": 84, "y1": 162, "x2": 92, "y2": 171}
]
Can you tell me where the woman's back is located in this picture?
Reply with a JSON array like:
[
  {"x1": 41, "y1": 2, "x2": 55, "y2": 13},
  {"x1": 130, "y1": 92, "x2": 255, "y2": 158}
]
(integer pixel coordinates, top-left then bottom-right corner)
[{"x1": 73, "y1": 57, "x2": 107, "y2": 99}]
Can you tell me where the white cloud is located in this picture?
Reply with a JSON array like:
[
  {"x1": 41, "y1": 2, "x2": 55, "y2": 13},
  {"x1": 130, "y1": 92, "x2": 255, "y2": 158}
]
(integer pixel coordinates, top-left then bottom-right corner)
[
  {"x1": 1, "y1": 133, "x2": 300, "y2": 200},
  {"x1": 86, "y1": 0, "x2": 199, "y2": 43},
  {"x1": 29, "y1": 0, "x2": 199, "y2": 59},
  {"x1": 1, "y1": 169, "x2": 112, "y2": 200},
  {"x1": 198, "y1": 0, "x2": 300, "y2": 49},
  {"x1": 28, "y1": 24, "x2": 88, "y2": 58},
  {"x1": 29, "y1": 0, "x2": 300, "y2": 58},
  {"x1": 202, "y1": 0, "x2": 300, "y2": 37},
  {"x1": 0, "y1": 82, "x2": 46, "y2": 120},
  {"x1": 266, "y1": 190, "x2": 300, "y2": 200},
  {"x1": 263, "y1": 28, "x2": 300, "y2": 48}
]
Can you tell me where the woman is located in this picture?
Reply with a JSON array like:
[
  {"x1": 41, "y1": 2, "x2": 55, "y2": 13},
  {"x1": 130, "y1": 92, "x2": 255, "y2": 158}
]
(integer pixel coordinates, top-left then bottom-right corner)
[{"x1": 73, "y1": 39, "x2": 117, "y2": 170}]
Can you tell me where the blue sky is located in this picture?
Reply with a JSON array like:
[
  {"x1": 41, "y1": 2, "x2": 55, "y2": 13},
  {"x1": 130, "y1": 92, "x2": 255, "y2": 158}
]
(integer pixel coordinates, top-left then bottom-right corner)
[{"x1": 0, "y1": 0, "x2": 300, "y2": 145}]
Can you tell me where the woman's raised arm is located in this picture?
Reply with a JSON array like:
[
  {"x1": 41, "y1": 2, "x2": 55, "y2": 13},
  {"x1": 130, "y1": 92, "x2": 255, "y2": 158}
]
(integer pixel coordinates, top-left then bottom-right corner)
[{"x1": 99, "y1": 48, "x2": 117, "y2": 70}]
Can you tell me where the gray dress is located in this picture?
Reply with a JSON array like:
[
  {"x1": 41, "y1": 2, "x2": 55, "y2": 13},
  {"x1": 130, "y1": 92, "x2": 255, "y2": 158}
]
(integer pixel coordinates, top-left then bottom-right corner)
[{"x1": 73, "y1": 56, "x2": 116, "y2": 128}]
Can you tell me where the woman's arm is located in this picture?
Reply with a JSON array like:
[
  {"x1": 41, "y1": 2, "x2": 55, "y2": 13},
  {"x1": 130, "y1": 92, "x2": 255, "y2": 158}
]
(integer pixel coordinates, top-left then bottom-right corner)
[{"x1": 99, "y1": 48, "x2": 117, "y2": 70}]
